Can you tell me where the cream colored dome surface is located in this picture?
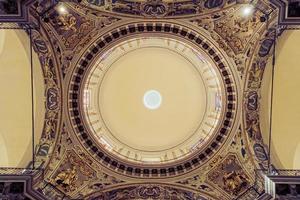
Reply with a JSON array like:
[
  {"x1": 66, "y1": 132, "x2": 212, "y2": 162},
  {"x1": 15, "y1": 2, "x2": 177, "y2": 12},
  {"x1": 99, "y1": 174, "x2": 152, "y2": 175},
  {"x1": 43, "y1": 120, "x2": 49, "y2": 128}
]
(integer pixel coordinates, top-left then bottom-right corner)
[{"x1": 83, "y1": 37, "x2": 223, "y2": 164}]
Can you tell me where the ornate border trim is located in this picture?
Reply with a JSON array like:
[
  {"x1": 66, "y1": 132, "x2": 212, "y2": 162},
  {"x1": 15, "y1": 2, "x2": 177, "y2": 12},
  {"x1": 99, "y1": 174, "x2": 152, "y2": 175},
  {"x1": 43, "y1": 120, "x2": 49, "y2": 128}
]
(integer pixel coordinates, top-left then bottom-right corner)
[{"x1": 85, "y1": 183, "x2": 215, "y2": 199}]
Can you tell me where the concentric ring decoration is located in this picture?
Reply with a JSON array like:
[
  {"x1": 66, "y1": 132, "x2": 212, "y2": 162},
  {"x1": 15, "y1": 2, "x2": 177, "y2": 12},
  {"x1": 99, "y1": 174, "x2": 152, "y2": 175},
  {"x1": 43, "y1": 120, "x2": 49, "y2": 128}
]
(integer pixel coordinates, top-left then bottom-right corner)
[{"x1": 68, "y1": 21, "x2": 239, "y2": 178}]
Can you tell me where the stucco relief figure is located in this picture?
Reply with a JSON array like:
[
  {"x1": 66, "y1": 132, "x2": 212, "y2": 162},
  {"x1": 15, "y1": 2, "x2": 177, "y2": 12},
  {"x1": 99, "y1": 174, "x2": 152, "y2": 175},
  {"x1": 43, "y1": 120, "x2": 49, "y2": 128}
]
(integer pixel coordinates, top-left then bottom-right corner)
[
  {"x1": 248, "y1": 61, "x2": 266, "y2": 89},
  {"x1": 43, "y1": 119, "x2": 55, "y2": 140},
  {"x1": 250, "y1": 66, "x2": 261, "y2": 84},
  {"x1": 49, "y1": 151, "x2": 99, "y2": 196},
  {"x1": 98, "y1": 16, "x2": 118, "y2": 28},
  {"x1": 208, "y1": 155, "x2": 251, "y2": 196},
  {"x1": 234, "y1": 14, "x2": 259, "y2": 34},
  {"x1": 191, "y1": 17, "x2": 214, "y2": 30},
  {"x1": 215, "y1": 11, "x2": 261, "y2": 54},
  {"x1": 246, "y1": 114, "x2": 262, "y2": 141},
  {"x1": 42, "y1": 110, "x2": 58, "y2": 141},
  {"x1": 234, "y1": 54, "x2": 247, "y2": 75},
  {"x1": 58, "y1": 14, "x2": 77, "y2": 32},
  {"x1": 43, "y1": 56, "x2": 55, "y2": 81},
  {"x1": 113, "y1": 2, "x2": 132, "y2": 11},
  {"x1": 223, "y1": 171, "x2": 249, "y2": 195},
  {"x1": 54, "y1": 166, "x2": 78, "y2": 192},
  {"x1": 87, "y1": 0, "x2": 105, "y2": 7},
  {"x1": 215, "y1": 21, "x2": 244, "y2": 51},
  {"x1": 176, "y1": 3, "x2": 197, "y2": 11}
]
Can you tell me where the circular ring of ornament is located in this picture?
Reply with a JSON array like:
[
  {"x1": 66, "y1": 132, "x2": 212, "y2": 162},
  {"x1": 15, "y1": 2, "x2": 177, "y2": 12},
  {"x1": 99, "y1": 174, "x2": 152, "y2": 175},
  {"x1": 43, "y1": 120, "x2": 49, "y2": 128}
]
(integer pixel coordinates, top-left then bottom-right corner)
[{"x1": 68, "y1": 22, "x2": 239, "y2": 178}]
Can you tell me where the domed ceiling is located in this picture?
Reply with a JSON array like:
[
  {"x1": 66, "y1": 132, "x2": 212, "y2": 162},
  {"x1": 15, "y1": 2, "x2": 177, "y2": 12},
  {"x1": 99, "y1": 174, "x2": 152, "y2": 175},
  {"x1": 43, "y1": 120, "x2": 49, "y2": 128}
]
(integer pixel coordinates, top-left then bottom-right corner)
[
  {"x1": 82, "y1": 36, "x2": 224, "y2": 164},
  {"x1": 7, "y1": 0, "x2": 282, "y2": 199},
  {"x1": 66, "y1": 20, "x2": 241, "y2": 180}
]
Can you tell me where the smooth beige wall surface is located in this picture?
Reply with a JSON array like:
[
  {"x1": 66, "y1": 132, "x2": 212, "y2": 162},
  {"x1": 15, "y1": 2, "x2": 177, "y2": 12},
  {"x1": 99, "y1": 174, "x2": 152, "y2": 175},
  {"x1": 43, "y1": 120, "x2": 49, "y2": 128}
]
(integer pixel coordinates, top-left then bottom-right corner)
[
  {"x1": 261, "y1": 30, "x2": 300, "y2": 169},
  {"x1": 0, "y1": 30, "x2": 44, "y2": 167}
]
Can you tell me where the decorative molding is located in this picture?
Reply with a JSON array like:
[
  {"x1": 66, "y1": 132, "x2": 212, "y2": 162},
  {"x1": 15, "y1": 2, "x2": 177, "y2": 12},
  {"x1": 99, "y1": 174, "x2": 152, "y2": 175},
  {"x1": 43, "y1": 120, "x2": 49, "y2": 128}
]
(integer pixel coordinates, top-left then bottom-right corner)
[
  {"x1": 85, "y1": 184, "x2": 215, "y2": 200},
  {"x1": 0, "y1": 175, "x2": 46, "y2": 200},
  {"x1": 0, "y1": 0, "x2": 35, "y2": 22},
  {"x1": 83, "y1": 0, "x2": 238, "y2": 18},
  {"x1": 271, "y1": 0, "x2": 300, "y2": 25}
]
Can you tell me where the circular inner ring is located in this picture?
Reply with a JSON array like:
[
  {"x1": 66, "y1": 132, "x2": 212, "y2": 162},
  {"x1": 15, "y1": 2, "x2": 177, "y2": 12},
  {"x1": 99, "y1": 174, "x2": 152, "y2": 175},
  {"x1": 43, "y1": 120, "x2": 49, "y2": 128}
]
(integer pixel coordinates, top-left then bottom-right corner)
[{"x1": 83, "y1": 37, "x2": 223, "y2": 164}]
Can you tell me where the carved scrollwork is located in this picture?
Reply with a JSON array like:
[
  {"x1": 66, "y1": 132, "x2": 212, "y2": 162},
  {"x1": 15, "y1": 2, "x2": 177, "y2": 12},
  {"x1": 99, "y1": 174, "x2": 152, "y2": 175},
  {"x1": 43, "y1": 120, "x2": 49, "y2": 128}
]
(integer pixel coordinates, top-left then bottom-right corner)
[
  {"x1": 247, "y1": 91, "x2": 259, "y2": 111},
  {"x1": 141, "y1": 0, "x2": 168, "y2": 17},
  {"x1": 46, "y1": 88, "x2": 58, "y2": 110},
  {"x1": 87, "y1": 185, "x2": 211, "y2": 200},
  {"x1": 28, "y1": 24, "x2": 62, "y2": 170}
]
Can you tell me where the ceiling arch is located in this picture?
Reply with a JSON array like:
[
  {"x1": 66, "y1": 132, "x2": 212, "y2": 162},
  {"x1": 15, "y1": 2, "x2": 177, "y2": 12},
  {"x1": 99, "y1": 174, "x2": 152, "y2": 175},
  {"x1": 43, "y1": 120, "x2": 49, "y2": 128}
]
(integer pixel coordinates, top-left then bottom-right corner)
[
  {"x1": 260, "y1": 30, "x2": 300, "y2": 169},
  {"x1": 0, "y1": 29, "x2": 45, "y2": 168}
]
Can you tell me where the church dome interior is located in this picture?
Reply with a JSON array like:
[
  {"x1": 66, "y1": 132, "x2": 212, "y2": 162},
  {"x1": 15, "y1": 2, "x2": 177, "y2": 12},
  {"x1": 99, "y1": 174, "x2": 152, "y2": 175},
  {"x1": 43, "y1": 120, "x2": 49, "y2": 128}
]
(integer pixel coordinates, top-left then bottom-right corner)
[{"x1": 1, "y1": 0, "x2": 300, "y2": 199}]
